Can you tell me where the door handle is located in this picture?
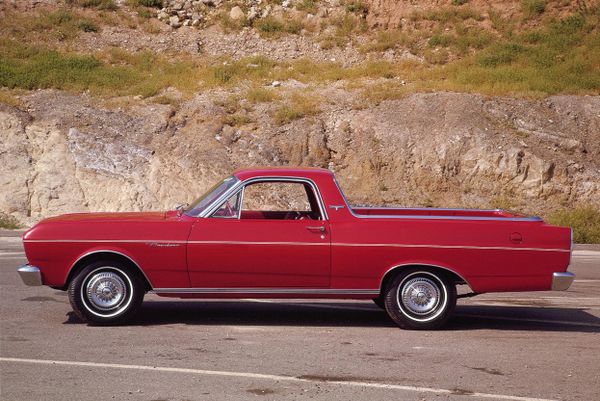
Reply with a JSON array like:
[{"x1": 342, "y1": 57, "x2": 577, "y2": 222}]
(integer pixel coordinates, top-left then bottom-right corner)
[{"x1": 306, "y1": 226, "x2": 326, "y2": 233}]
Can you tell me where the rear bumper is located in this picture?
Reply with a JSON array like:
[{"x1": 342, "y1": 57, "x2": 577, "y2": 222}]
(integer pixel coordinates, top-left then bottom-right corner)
[
  {"x1": 551, "y1": 272, "x2": 575, "y2": 291},
  {"x1": 17, "y1": 264, "x2": 42, "y2": 286}
]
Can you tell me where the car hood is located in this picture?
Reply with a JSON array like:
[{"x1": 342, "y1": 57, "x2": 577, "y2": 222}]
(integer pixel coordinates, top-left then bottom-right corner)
[{"x1": 38, "y1": 211, "x2": 170, "y2": 223}]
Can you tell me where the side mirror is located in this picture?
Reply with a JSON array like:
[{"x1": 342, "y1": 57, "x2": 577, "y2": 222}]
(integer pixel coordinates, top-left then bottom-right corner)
[{"x1": 174, "y1": 203, "x2": 188, "y2": 216}]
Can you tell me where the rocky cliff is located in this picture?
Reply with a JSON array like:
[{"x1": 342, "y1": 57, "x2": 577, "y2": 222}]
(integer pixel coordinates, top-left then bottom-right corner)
[{"x1": 2, "y1": 90, "x2": 598, "y2": 225}]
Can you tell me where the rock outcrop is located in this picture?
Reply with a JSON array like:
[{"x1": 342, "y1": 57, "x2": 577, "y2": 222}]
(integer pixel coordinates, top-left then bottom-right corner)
[{"x1": 1, "y1": 90, "x2": 599, "y2": 225}]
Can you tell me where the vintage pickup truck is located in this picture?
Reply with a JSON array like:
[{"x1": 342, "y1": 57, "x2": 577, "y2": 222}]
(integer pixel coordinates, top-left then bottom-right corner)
[{"x1": 18, "y1": 167, "x2": 574, "y2": 329}]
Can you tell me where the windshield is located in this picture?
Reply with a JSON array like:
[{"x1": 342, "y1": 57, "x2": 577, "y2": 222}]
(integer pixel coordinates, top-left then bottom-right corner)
[{"x1": 185, "y1": 176, "x2": 240, "y2": 217}]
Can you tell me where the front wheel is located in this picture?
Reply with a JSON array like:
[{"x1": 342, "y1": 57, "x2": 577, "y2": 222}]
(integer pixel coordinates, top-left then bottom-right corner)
[
  {"x1": 383, "y1": 269, "x2": 456, "y2": 330},
  {"x1": 68, "y1": 261, "x2": 145, "y2": 325}
]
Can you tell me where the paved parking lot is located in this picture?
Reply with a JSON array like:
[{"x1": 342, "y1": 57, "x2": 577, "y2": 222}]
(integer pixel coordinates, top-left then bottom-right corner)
[{"x1": 1, "y1": 230, "x2": 599, "y2": 401}]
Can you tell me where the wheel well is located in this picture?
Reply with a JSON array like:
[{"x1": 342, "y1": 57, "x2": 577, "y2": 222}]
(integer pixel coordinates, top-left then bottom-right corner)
[
  {"x1": 379, "y1": 264, "x2": 468, "y2": 297},
  {"x1": 64, "y1": 252, "x2": 152, "y2": 292}
]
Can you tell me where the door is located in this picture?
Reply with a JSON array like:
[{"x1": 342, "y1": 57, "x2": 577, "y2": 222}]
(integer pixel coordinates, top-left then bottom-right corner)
[{"x1": 187, "y1": 179, "x2": 331, "y2": 288}]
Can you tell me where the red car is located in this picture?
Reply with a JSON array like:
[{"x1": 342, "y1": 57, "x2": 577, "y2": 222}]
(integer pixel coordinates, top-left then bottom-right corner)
[{"x1": 17, "y1": 167, "x2": 574, "y2": 329}]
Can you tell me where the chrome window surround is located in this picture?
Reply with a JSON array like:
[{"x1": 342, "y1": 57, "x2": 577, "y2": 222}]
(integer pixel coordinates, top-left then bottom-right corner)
[
  {"x1": 332, "y1": 177, "x2": 543, "y2": 222},
  {"x1": 185, "y1": 176, "x2": 240, "y2": 217},
  {"x1": 202, "y1": 176, "x2": 329, "y2": 221},
  {"x1": 210, "y1": 190, "x2": 243, "y2": 219}
]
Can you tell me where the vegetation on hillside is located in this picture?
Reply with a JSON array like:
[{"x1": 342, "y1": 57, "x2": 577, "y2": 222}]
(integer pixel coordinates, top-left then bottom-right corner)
[
  {"x1": 547, "y1": 207, "x2": 600, "y2": 244},
  {"x1": 0, "y1": 214, "x2": 20, "y2": 229},
  {"x1": 1, "y1": 2, "x2": 599, "y2": 99}
]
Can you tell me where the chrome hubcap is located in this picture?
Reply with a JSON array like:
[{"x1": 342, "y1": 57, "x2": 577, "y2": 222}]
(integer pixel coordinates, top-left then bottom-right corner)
[
  {"x1": 86, "y1": 272, "x2": 127, "y2": 311},
  {"x1": 400, "y1": 277, "x2": 440, "y2": 315}
]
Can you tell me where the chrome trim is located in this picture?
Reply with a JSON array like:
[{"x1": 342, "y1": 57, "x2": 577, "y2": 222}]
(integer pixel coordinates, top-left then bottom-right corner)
[
  {"x1": 17, "y1": 264, "x2": 42, "y2": 286},
  {"x1": 24, "y1": 239, "x2": 187, "y2": 244},
  {"x1": 185, "y1": 176, "x2": 241, "y2": 218},
  {"x1": 146, "y1": 242, "x2": 181, "y2": 247},
  {"x1": 332, "y1": 177, "x2": 543, "y2": 222},
  {"x1": 380, "y1": 263, "x2": 471, "y2": 292},
  {"x1": 23, "y1": 239, "x2": 569, "y2": 252},
  {"x1": 68, "y1": 250, "x2": 154, "y2": 289},
  {"x1": 188, "y1": 240, "x2": 329, "y2": 246},
  {"x1": 201, "y1": 176, "x2": 329, "y2": 221},
  {"x1": 354, "y1": 206, "x2": 508, "y2": 212},
  {"x1": 152, "y1": 288, "x2": 379, "y2": 295},
  {"x1": 551, "y1": 272, "x2": 575, "y2": 291},
  {"x1": 329, "y1": 205, "x2": 345, "y2": 210},
  {"x1": 332, "y1": 243, "x2": 570, "y2": 253}
]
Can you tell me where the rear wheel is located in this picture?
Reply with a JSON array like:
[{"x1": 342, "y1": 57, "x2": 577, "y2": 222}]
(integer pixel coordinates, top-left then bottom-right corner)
[
  {"x1": 383, "y1": 269, "x2": 456, "y2": 330},
  {"x1": 68, "y1": 260, "x2": 145, "y2": 325}
]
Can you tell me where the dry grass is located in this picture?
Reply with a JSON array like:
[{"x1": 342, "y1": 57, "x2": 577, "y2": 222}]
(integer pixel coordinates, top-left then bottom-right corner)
[
  {"x1": 0, "y1": 89, "x2": 23, "y2": 108},
  {"x1": 409, "y1": 7, "x2": 483, "y2": 23},
  {"x1": 253, "y1": 17, "x2": 305, "y2": 38},
  {"x1": 318, "y1": 13, "x2": 367, "y2": 49},
  {"x1": 547, "y1": 206, "x2": 600, "y2": 244},
  {"x1": 244, "y1": 86, "x2": 278, "y2": 103},
  {"x1": 360, "y1": 30, "x2": 421, "y2": 53},
  {"x1": 2, "y1": 4, "x2": 598, "y2": 100},
  {"x1": 274, "y1": 92, "x2": 321, "y2": 124},
  {"x1": 0, "y1": 214, "x2": 20, "y2": 229},
  {"x1": 222, "y1": 113, "x2": 253, "y2": 127},
  {"x1": 0, "y1": 42, "x2": 202, "y2": 98}
]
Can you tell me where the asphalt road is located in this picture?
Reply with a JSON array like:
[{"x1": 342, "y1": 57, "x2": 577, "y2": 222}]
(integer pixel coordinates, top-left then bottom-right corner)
[{"x1": 1, "y1": 230, "x2": 599, "y2": 401}]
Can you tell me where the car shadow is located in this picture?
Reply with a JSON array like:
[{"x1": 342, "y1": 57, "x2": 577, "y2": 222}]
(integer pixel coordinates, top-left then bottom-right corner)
[{"x1": 65, "y1": 300, "x2": 600, "y2": 332}]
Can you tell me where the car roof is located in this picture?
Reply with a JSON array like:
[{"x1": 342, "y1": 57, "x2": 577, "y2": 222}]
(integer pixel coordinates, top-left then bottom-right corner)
[{"x1": 233, "y1": 167, "x2": 333, "y2": 181}]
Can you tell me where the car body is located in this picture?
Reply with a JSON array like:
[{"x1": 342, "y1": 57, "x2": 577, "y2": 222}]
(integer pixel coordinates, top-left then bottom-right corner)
[{"x1": 18, "y1": 167, "x2": 574, "y2": 328}]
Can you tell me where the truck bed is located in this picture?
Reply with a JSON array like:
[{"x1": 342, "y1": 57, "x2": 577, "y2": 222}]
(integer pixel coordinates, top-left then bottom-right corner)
[{"x1": 351, "y1": 207, "x2": 525, "y2": 219}]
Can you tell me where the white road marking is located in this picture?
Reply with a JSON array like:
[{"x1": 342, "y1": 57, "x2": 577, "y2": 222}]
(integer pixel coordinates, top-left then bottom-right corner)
[
  {"x1": 0, "y1": 237, "x2": 23, "y2": 243},
  {"x1": 572, "y1": 250, "x2": 600, "y2": 257},
  {"x1": 0, "y1": 251, "x2": 25, "y2": 256},
  {"x1": 0, "y1": 357, "x2": 557, "y2": 401}
]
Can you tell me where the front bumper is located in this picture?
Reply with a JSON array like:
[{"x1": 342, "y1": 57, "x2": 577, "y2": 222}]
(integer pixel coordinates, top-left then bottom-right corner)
[
  {"x1": 17, "y1": 264, "x2": 42, "y2": 286},
  {"x1": 551, "y1": 272, "x2": 575, "y2": 291}
]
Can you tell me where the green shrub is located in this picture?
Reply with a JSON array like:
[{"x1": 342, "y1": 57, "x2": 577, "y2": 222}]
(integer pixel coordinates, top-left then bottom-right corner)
[
  {"x1": 296, "y1": 0, "x2": 318, "y2": 13},
  {"x1": 256, "y1": 17, "x2": 285, "y2": 35},
  {"x1": 522, "y1": 0, "x2": 546, "y2": 17},
  {"x1": 78, "y1": 20, "x2": 99, "y2": 32},
  {"x1": 285, "y1": 19, "x2": 304, "y2": 34},
  {"x1": 547, "y1": 206, "x2": 600, "y2": 244},
  {"x1": 346, "y1": 1, "x2": 368, "y2": 15},
  {"x1": 424, "y1": 48, "x2": 449, "y2": 64},
  {"x1": 0, "y1": 214, "x2": 20, "y2": 229},
  {"x1": 451, "y1": 0, "x2": 469, "y2": 5},
  {"x1": 275, "y1": 93, "x2": 321, "y2": 124},
  {"x1": 410, "y1": 7, "x2": 482, "y2": 23},
  {"x1": 138, "y1": 0, "x2": 162, "y2": 7},
  {"x1": 0, "y1": 43, "x2": 201, "y2": 97},
  {"x1": 477, "y1": 42, "x2": 524, "y2": 67},
  {"x1": 245, "y1": 86, "x2": 277, "y2": 103},
  {"x1": 74, "y1": 0, "x2": 118, "y2": 10},
  {"x1": 429, "y1": 34, "x2": 454, "y2": 47},
  {"x1": 137, "y1": 8, "x2": 154, "y2": 19}
]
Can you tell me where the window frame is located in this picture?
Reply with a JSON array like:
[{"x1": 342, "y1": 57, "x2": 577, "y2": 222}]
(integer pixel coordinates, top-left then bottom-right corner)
[{"x1": 207, "y1": 177, "x2": 328, "y2": 221}]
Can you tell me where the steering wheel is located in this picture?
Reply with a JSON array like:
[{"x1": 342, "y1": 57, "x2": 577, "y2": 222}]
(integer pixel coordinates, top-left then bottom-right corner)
[
  {"x1": 224, "y1": 201, "x2": 234, "y2": 217},
  {"x1": 284, "y1": 211, "x2": 301, "y2": 220}
]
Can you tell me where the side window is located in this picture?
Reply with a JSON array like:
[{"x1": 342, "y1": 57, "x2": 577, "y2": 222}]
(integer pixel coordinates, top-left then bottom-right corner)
[
  {"x1": 211, "y1": 191, "x2": 242, "y2": 218},
  {"x1": 241, "y1": 181, "x2": 321, "y2": 220}
]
